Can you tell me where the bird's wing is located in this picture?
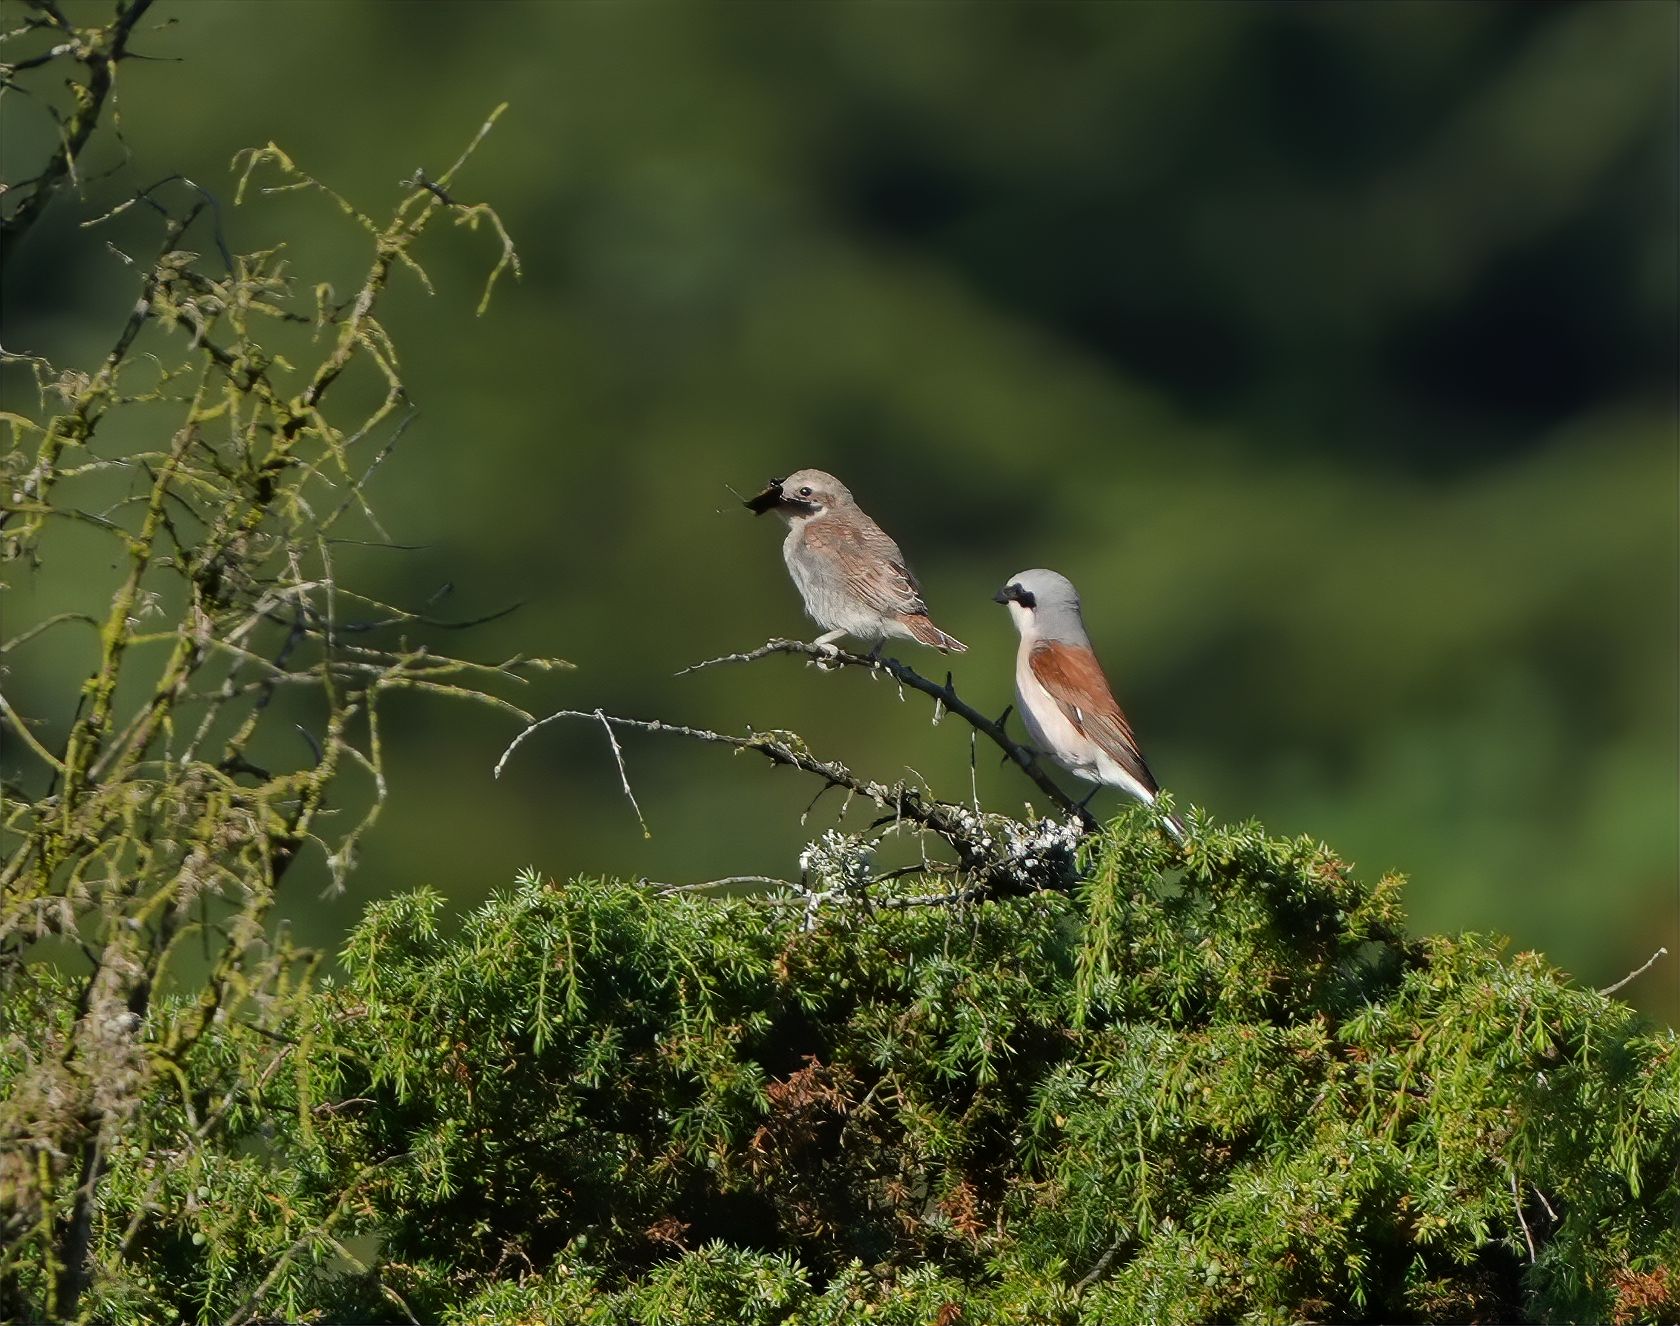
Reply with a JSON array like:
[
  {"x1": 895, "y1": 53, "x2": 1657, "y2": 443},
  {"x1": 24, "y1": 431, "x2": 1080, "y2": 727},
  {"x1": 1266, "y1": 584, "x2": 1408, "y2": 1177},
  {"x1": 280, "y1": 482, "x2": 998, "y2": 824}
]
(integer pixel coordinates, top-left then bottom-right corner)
[
  {"x1": 802, "y1": 515, "x2": 929, "y2": 617},
  {"x1": 1028, "y1": 640, "x2": 1160, "y2": 795}
]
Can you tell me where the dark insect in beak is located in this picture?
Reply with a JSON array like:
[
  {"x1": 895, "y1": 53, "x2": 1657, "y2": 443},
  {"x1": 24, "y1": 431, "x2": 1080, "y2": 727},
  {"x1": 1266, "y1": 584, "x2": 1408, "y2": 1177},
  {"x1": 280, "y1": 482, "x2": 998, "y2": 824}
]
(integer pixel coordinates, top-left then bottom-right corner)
[{"x1": 745, "y1": 478, "x2": 785, "y2": 515}]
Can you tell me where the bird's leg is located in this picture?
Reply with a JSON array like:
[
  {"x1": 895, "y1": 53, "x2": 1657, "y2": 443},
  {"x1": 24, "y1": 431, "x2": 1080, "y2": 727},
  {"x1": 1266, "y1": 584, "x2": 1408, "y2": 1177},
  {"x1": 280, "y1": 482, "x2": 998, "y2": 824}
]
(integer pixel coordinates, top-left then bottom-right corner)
[
  {"x1": 809, "y1": 630, "x2": 845, "y2": 671},
  {"x1": 1078, "y1": 785, "x2": 1101, "y2": 810}
]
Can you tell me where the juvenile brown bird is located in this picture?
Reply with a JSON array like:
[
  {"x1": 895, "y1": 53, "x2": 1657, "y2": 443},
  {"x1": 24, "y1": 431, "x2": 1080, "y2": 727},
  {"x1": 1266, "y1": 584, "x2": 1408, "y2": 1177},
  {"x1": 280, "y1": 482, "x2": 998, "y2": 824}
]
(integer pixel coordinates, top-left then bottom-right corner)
[
  {"x1": 995, "y1": 567, "x2": 1184, "y2": 839},
  {"x1": 746, "y1": 468, "x2": 966, "y2": 654}
]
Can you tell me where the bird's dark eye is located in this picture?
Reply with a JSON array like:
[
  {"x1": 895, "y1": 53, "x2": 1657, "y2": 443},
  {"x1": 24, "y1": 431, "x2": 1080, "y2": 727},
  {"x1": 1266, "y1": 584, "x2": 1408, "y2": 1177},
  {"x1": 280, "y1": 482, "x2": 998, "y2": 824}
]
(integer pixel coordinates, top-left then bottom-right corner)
[
  {"x1": 798, "y1": 486, "x2": 813, "y2": 498},
  {"x1": 1017, "y1": 587, "x2": 1036, "y2": 609}
]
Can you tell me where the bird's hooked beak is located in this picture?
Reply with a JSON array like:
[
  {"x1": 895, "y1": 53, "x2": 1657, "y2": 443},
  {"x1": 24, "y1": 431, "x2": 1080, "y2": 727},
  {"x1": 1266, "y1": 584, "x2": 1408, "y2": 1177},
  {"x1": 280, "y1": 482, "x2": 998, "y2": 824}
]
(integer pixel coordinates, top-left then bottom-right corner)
[
  {"x1": 995, "y1": 582, "x2": 1036, "y2": 609},
  {"x1": 992, "y1": 586, "x2": 1012, "y2": 605},
  {"x1": 745, "y1": 478, "x2": 785, "y2": 516}
]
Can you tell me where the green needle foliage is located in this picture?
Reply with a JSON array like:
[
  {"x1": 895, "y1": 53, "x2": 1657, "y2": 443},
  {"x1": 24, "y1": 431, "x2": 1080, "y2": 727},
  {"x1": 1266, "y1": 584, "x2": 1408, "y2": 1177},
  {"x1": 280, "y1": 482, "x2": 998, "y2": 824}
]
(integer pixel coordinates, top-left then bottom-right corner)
[{"x1": 16, "y1": 817, "x2": 1670, "y2": 1324}]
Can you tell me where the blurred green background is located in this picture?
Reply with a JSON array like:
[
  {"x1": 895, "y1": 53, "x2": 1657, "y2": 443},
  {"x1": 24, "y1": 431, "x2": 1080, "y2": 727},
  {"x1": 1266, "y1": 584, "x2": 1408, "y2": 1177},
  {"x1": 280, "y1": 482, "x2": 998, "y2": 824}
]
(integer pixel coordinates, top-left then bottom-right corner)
[{"x1": 4, "y1": 1, "x2": 1675, "y2": 1024}]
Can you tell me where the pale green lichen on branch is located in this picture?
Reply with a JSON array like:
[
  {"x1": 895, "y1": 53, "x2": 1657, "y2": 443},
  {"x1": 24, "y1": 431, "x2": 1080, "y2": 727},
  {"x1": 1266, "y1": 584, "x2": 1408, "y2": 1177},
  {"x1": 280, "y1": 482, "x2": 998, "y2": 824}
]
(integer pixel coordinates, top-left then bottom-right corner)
[{"x1": 0, "y1": 68, "x2": 550, "y2": 1322}]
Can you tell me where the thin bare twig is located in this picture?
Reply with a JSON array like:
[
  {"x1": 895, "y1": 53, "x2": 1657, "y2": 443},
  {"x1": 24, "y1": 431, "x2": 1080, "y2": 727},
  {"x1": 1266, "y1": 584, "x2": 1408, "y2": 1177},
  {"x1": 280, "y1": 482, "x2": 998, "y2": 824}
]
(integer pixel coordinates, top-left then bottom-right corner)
[
  {"x1": 320, "y1": 404, "x2": 418, "y2": 534},
  {"x1": 1, "y1": 0, "x2": 157, "y2": 267},
  {"x1": 868, "y1": 881, "x2": 992, "y2": 911},
  {"x1": 1074, "y1": 1234, "x2": 1126, "y2": 1292},
  {"x1": 678, "y1": 638, "x2": 1095, "y2": 830},
  {"x1": 647, "y1": 865, "x2": 980, "y2": 912},
  {"x1": 1598, "y1": 946, "x2": 1668, "y2": 997},
  {"x1": 594, "y1": 706, "x2": 649, "y2": 838},
  {"x1": 496, "y1": 708, "x2": 955, "y2": 837},
  {"x1": 641, "y1": 875, "x2": 795, "y2": 895},
  {"x1": 493, "y1": 707, "x2": 1085, "y2": 896},
  {"x1": 1510, "y1": 1169, "x2": 1536, "y2": 1264}
]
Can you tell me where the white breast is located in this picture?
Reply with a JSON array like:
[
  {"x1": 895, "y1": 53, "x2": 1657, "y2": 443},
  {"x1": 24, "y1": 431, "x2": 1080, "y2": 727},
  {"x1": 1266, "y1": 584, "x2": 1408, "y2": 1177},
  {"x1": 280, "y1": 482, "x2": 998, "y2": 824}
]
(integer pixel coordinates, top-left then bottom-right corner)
[
  {"x1": 1015, "y1": 644, "x2": 1161, "y2": 807},
  {"x1": 1015, "y1": 646, "x2": 1103, "y2": 782}
]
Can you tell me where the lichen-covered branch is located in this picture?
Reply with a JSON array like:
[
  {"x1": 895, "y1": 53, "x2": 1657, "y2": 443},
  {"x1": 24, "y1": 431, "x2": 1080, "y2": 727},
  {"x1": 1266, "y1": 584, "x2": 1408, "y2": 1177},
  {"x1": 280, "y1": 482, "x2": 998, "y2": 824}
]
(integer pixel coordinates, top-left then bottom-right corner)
[
  {"x1": 679, "y1": 637, "x2": 1096, "y2": 829},
  {"x1": 0, "y1": 0, "x2": 157, "y2": 269},
  {"x1": 0, "y1": 110, "x2": 545, "y2": 1323},
  {"x1": 496, "y1": 707, "x2": 1093, "y2": 900}
]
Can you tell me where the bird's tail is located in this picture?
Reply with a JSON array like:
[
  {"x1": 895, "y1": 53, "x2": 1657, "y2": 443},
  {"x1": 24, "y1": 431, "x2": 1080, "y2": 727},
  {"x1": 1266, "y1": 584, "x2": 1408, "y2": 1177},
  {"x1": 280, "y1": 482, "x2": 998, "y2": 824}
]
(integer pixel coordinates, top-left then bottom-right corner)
[
  {"x1": 1149, "y1": 792, "x2": 1186, "y2": 843},
  {"x1": 900, "y1": 614, "x2": 967, "y2": 653}
]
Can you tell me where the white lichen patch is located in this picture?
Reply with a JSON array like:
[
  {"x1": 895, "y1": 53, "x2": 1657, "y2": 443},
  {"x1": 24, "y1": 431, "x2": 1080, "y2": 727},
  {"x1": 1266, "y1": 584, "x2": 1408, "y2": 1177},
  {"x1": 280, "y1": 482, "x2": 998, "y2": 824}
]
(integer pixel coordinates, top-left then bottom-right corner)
[{"x1": 798, "y1": 830, "x2": 874, "y2": 893}]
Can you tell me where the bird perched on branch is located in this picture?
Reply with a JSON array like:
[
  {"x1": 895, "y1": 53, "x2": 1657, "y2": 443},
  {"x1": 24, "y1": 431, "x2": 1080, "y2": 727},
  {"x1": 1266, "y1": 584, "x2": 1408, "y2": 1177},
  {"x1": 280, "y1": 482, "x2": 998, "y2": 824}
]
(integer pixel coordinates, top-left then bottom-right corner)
[
  {"x1": 995, "y1": 568, "x2": 1184, "y2": 839},
  {"x1": 745, "y1": 468, "x2": 966, "y2": 654}
]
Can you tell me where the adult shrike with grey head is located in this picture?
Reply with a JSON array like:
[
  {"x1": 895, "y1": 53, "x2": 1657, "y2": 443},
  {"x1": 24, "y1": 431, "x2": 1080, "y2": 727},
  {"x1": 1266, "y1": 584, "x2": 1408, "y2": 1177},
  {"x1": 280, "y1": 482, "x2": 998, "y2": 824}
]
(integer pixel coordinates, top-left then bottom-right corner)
[
  {"x1": 746, "y1": 468, "x2": 966, "y2": 654},
  {"x1": 996, "y1": 568, "x2": 1184, "y2": 839}
]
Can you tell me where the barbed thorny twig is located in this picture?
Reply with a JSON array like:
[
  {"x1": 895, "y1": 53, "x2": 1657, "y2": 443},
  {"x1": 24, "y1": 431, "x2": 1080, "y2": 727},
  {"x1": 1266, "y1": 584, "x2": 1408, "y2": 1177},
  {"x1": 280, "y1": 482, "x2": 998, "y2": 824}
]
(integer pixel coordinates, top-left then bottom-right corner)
[
  {"x1": 495, "y1": 708, "x2": 1094, "y2": 903},
  {"x1": 678, "y1": 637, "x2": 1096, "y2": 830}
]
